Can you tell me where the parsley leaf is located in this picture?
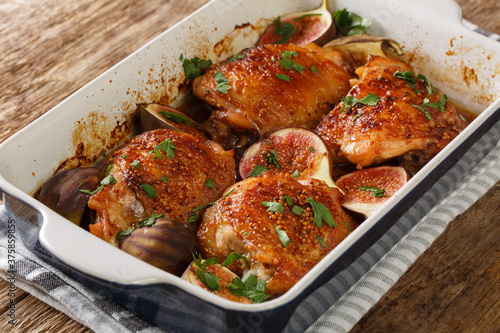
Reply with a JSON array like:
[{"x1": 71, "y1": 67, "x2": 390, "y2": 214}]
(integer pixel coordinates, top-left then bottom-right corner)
[
  {"x1": 193, "y1": 254, "x2": 220, "y2": 291},
  {"x1": 306, "y1": 197, "x2": 337, "y2": 228},
  {"x1": 158, "y1": 111, "x2": 196, "y2": 126},
  {"x1": 205, "y1": 179, "x2": 215, "y2": 189},
  {"x1": 291, "y1": 169, "x2": 300, "y2": 178},
  {"x1": 340, "y1": 94, "x2": 379, "y2": 113},
  {"x1": 79, "y1": 185, "x2": 104, "y2": 195},
  {"x1": 294, "y1": 13, "x2": 322, "y2": 21},
  {"x1": 100, "y1": 174, "x2": 117, "y2": 185},
  {"x1": 334, "y1": 8, "x2": 370, "y2": 36},
  {"x1": 272, "y1": 16, "x2": 296, "y2": 44},
  {"x1": 345, "y1": 221, "x2": 352, "y2": 232},
  {"x1": 222, "y1": 252, "x2": 250, "y2": 269},
  {"x1": 150, "y1": 139, "x2": 176, "y2": 160},
  {"x1": 228, "y1": 273, "x2": 271, "y2": 303},
  {"x1": 282, "y1": 195, "x2": 293, "y2": 206},
  {"x1": 161, "y1": 175, "x2": 169, "y2": 183},
  {"x1": 227, "y1": 54, "x2": 245, "y2": 63},
  {"x1": 130, "y1": 160, "x2": 140, "y2": 169},
  {"x1": 317, "y1": 234, "x2": 327, "y2": 248},
  {"x1": 247, "y1": 164, "x2": 269, "y2": 178},
  {"x1": 214, "y1": 70, "x2": 231, "y2": 94},
  {"x1": 181, "y1": 56, "x2": 213, "y2": 81},
  {"x1": 279, "y1": 50, "x2": 305, "y2": 73},
  {"x1": 311, "y1": 66, "x2": 319, "y2": 73},
  {"x1": 422, "y1": 95, "x2": 448, "y2": 112},
  {"x1": 261, "y1": 149, "x2": 282, "y2": 169},
  {"x1": 116, "y1": 213, "x2": 164, "y2": 240},
  {"x1": 261, "y1": 201, "x2": 284, "y2": 214},
  {"x1": 275, "y1": 224, "x2": 291, "y2": 247},
  {"x1": 359, "y1": 186, "x2": 387, "y2": 198},
  {"x1": 141, "y1": 184, "x2": 157, "y2": 198},
  {"x1": 412, "y1": 104, "x2": 433, "y2": 120},
  {"x1": 276, "y1": 73, "x2": 290, "y2": 81},
  {"x1": 292, "y1": 205, "x2": 304, "y2": 216}
]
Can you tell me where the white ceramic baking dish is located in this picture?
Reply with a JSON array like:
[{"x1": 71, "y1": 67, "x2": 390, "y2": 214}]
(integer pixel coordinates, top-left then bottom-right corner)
[{"x1": 1, "y1": 0, "x2": 499, "y2": 331}]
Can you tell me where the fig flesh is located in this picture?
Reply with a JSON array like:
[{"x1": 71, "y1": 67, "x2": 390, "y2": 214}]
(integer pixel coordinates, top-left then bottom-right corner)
[
  {"x1": 336, "y1": 166, "x2": 408, "y2": 217},
  {"x1": 239, "y1": 127, "x2": 336, "y2": 188},
  {"x1": 256, "y1": 0, "x2": 335, "y2": 46},
  {"x1": 137, "y1": 103, "x2": 204, "y2": 138},
  {"x1": 323, "y1": 35, "x2": 404, "y2": 72},
  {"x1": 181, "y1": 260, "x2": 253, "y2": 304},
  {"x1": 118, "y1": 218, "x2": 196, "y2": 276},
  {"x1": 37, "y1": 167, "x2": 100, "y2": 225}
]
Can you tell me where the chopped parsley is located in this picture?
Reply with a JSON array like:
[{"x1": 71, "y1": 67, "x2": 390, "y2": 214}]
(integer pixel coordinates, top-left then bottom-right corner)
[
  {"x1": 130, "y1": 160, "x2": 140, "y2": 169},
  {"x1": 422, "y1": 95, "x2": 448, "y2": 112},
  {"x1": 282, "y1": 195, "x2": 293, "y2": 206},
  {"x1": 279, "y1": 50, "x2": 305, "y2": 73},
  {"x1": 292, "y1": 205, "x2": 304, "y2": 216},
  {"x1": 272, "y1": 16, "x2": 296, "y2": 44},
  {"x1": 294, "y1": 13, "x2": 322, "y2": 21},
  {"x1": 247, "y1": 164, "x2": 269, "y2": 178},
  {"x1": 150, "y1": 139, "x2": 176, "y2": 160},
  {"x1": 115, "y1": 213, "x2": 164, "y2": 240},
  {"x1": 276, "y1": 73, "x2": 290, "y2": 81},
  {"x1": 340, "y1": 94, "x2": 379, "y2": 113},
  {"x1": 345, "y1": 221, "x2": 352, "y2": 232},
  {"x1": 262, "y1": 149, "x2": 282, "y2": 169},
  {"x1": 261, "y1": 201, "x2": 284, "y2": 214},
  {"x1": 214, "y1": 70, "x2": 231, "y2": 94},
  {"x1": 317, "y1": 234, "x2": 327, "y2": 248},
  {"x1": 359, "y1": 186, "x2": 387, "y2": 198},
  {"x1": 275, "y1": 224, "x2": 291, "y2": 247},
  {"x1": 223, "y1": 188, "x2": 235, "y2": 197},
  {"x1": 222, "y1": 252, "x2": 250, "y2": 269},
  {"x1": 228, "y1": 273, "x2": 271, "y2": 303},
  {"x1": 311, "y1": 66, "x2": 319, "y2": 73},
  {"x1": 309, "y1": 146, "x2": 316, "y2": 153},
  {"x1": 180, "y1": 55, "x2": 213, "y2": 80},
  {"x1": 393, "y1": 71, "x2": 437, "y2": 95},
  {"x1": 158, "y1": 111, "x2": 196, "y2": 126},
  {"x1": 193, "y1": 254, "x2": 220, "y2": 291},
  {"x1": 141, "y1": 184, "x2": 157, "y2": 198},
  {"x1": 291, "y1": 169, "x2": 300, "y2": 178},
  {"x1": 100, "y1": 174, "x2": 117, "y2": 185},
  {"x1": 78, "y1": 185, "x2": 104, "y2": 195},
  {"x1": 306, "y1": 197, "x2": 337, "y2": 228},
  {"x1": 333, "y1": 8, "x2": 370, "y2": 36},
  {"x1": 161, "y1": 175, "x2": 169, "y2": 183},
  {"x1": 412, "y1": 103, "x2": 434, "y2": 120},
  {"x1": 227, "y1": 54, "x2": 245, "y2": 63},
  {"x1": 351, "y1": 112, "x2": 364, "y2": 121},
  {"x1": 205, "y1": 179, "x2": 215, "y2": 189}
]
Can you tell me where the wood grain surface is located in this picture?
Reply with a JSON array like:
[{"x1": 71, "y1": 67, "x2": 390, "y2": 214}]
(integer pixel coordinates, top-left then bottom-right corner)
[{"x1": 0, "y1": 0, "x2": 498, "y2": 332}]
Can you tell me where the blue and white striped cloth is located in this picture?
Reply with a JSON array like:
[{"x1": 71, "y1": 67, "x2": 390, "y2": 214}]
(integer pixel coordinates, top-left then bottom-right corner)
[{"x1": 0, "y1": 21, "x2": 498, "y2": 333}]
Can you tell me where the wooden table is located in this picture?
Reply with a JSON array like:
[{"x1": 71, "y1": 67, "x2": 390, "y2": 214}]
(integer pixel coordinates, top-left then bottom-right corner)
[{"x1": 0, "y1": 0, "x2": 498, "y2": 331}]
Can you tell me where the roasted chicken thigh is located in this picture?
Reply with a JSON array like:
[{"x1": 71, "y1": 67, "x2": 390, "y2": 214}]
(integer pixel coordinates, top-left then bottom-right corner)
[
  {"x1": 193, "y1": 43, "x2": 353, "y2": 140},
  {"x1": 315, "y1": 55, "x2": 468, "y2": 169},
  {"x1": 196, "y1": 173, "x2": 355, "y2": 296},
  {"x1": 88, "y1": 129, "x2": 235, "y2": 246}
]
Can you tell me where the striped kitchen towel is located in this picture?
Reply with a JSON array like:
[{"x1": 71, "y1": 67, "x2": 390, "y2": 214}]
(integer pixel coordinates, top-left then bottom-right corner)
[{"x1": 0, "y1": 20, "x2": 498, "y2": 333}]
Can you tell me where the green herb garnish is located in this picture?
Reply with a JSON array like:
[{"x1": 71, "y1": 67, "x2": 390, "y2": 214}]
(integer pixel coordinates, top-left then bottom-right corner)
[
  {"x1": 422, "y1": 95, "x2": 448, "y2": 112},
  {"x1": 276, "y1": 73, "x2": 290, "y2": 82},
  {"x1": 130, "y1": 160, "x2": 140, "y2": 169},
  {"x1": 272, "y1": 16, "x2": 296, "y2": 44},
  {"x1": 181, "y1": 55, "x2": 213, "y2": 80},
  {"x1": 205, "y1": 179, "x2": 215, "y2": 189},
  {"x1": 247, "y1": 164, "x2": 269, "y2": 178},
  {"x1": 193, "y1": 254, "x2": 220, "y2": 291},
  {"x1": 261, "y1": 201, "x2": 284, "y2": 214},
  {"x1": 340, "y1": 93, "x2": 379, "y2": 113},
  {"x1": 227, "y1": 54, "x2": 245, "y2": 63},
  {"x1": 222, "y1": 252, "x2": 250, "y2": 269},
  {"x1": 116, "y1": 213, "x2": 164, "y2": 240},
  {"x1": 311, "y1": 66, "x2": 318, "y2": 73},
  {"x1": 100, "y1": 174, "x2": 117, "y2": 185},
  {"x1": 214, "y1": 70, "x2": 231, "y2": 94},
  {"x1": 292, "y1": 205, "x2": 304, "y2": 216},
  {"x1": 309, "y1": 146, "x2": 316, "y2": 153},
  {"x1": 359, "y1": 186, "x2": 387, "y2": 198},
  {"x1": 306, "y1": 197, "x2": 337, "y2": 228},
  {"x1": 333, "y1": 8, "x2": 370, "y2": 36},
  {"x1": 262, "y1": 149, "x2": 282, "y2": 169},
  {"x1": 79, "y1": 185, "x2": 104, "y2": 195},
  {"x1": 141, "y1": 184, "x2": 157, "y2": 198},
  {"x1": 223, "y1": 188, "x2": 235, "y2": 197},
  {"x1": 412, "y1": 104, "x2": 433, "y2": 120},
  {"x1": 317, "y1": 234, "x2": 327, "y2": 248},
  {"x1": 351, "y1": 112, "x2": 364, "y2": 121},
  {"x1": 291, "y1": 169, "x2": 300, "y2": 178},
  {"x1": 158, "y1": 111, "x2": 196, "y2": 126},
  {"x1": 345, "y1": 221, "x2": 352, "y2": 232},
  {"x1": 228, "y1": 273, "x2": 271, "y2": 303},
  {"x1": 282, "y1": 195, "x2": 293, "y2": 206},
  {"x1": 275, "y1": 224, "x2": 291, "y2": 247},
  {"x1": 161, "y1": 175, "x2": 169, "y2": 183},
  {"x1": 150, "y1": 139, "x2": 176, "y2": 160},
  {"x1": 279, "y1": 50, "x2": 305, "y2": 73},
  {"x1": 294, "y1": 13, "x2": 322, "y2": 21}
]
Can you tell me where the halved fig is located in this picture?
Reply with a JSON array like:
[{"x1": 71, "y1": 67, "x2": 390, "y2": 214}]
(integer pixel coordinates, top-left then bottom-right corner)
[
  {"x1": 137, "y1": 103, "x2": 204, "y2": 138},
  {"x1": 181, "y1": 260, "x2": 253, "y2": 304},
  {"x1": 256, "y1": 0, "x2": 335, "y2": 46},
  {"x1": 118, "y1": 218, "x2": 196, "y2": 276},
  {"x1": 37, "y1": 167, "x2": 100, "y2": 226},
  {"x1": 239, "y1": 127, "x2": 336, "y2": 188},
  {"x1": 336, "y1": 166, "x2": 408, "y2": 217},
  {"x1": 324, "y1": 35, "x2": 404, "y2": 72}
]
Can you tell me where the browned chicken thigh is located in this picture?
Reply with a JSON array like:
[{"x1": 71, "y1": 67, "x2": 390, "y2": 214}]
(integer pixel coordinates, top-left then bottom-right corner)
[
  {"x1": 193, "y1": 43, "x2": 353, "y2": 140},
  {"x1": 315, "y1": 55, "x2": 468, "y2": 169},
  {"x1": 196, "y1": 173, "x2": 355, "y2": 296},
  {"x1": 88, "y1": 129, "x2": 235, "y2": 246}
]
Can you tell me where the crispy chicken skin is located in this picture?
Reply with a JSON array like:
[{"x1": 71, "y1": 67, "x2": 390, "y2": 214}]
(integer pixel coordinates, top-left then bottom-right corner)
[
  {"x1": 193, "y1": 43, "x2": 353, "y2": 138},
  {"x1": 314, "y1": 56, "x2": 468, "y2": 169},
  {"x1": 88, "y1": 129, "x2": 235, "y2": 246},
  {"x1": 196, "y1": 173, "x2": 355, "y2": 296}
]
